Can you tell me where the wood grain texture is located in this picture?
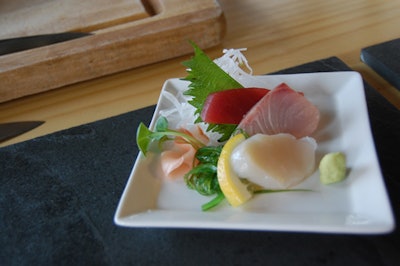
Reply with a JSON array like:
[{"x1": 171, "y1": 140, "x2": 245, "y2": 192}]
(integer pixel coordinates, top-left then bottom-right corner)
[
  {"x1": 0, "y1": 0, "x2": 399, "y2": 147},
  {"x1": 0, "y1": 0, "x2": 225, "y2": 102},
  {"x1": 0, "y1": 0, "x2": 149, "y2": 38}
]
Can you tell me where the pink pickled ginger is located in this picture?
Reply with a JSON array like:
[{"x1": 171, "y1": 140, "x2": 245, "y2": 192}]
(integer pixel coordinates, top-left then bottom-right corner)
[{"x1": 160, "y1": 142, "x2": 197, "y2": 180}]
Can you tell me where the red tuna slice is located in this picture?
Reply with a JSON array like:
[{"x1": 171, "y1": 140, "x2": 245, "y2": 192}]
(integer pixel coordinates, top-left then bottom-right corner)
[
  {"x1": 201, "y1": 88, "x2": 270, "y2": 124},
  {"x1": 238, "y1": 83, "x2": 320, "y2": 138}
]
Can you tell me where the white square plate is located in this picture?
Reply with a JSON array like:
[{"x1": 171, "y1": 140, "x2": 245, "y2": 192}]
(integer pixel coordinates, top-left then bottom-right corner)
[{"x1": 114, "y1": 72, "x2": 394, "y2": 234}]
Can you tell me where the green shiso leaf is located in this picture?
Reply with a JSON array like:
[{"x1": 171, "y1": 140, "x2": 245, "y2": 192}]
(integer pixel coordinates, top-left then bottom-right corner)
[
  {"x1": 182, "y1": 41, "x2": 244, "y2": 142},
  {"x1": 136, "y1": 116, "x2": 205, "y2": 156}
]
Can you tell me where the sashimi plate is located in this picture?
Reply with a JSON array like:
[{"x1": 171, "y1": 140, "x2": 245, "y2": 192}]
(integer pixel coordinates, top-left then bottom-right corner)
[{"x1": 114, "y1": 71, "x2": 394, "y2": 234}]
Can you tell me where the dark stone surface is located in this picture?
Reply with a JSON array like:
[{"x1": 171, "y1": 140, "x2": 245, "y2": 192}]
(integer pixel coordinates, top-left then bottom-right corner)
[
  {"x1": 361, "y1": 38, "x2": 400, "y2": 90},
  {"x1": 1, "y1": 57, "x2": 399, "y2": 265}
]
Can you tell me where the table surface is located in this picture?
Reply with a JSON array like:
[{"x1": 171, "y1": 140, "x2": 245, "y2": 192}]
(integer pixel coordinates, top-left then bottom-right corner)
[{"x1": 1, "y1": 0, "x2": 400, "y2": 147}]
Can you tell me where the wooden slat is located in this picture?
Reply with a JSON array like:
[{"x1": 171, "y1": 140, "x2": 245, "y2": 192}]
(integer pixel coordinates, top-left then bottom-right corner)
[
  {"x1": 0, "y1": 0, "x2": 225, "y2": 103},
  {"x1": 0, "y1": 0, "x2": 149, "y2": 39}
]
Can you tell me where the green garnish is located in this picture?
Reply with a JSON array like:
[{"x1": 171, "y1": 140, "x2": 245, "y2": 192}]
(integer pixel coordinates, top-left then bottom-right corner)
[
  {"x1": 136, "y1": 116, "x2": 205, "y2": 156},
  {"x1": 184, "y1": 146, "x2": 222, "y2": 195},
  {"x1": 253, "y1": 189, "x2": 312, "y2": 194},
  {"x1": 201, "y1": 192, "x2": 225, "y2": 211},
  {"x1": 184, "y1": 145, "x2": 224, "y2": 210},
  {"x1": 182, "y1": 42, "x2": 244, "y2": 142}
]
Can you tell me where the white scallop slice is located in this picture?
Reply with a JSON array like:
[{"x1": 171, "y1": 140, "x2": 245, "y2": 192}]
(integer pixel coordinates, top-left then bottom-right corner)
[{"x1": 231, "y1": 133, "x2": 317, "y2": 189}]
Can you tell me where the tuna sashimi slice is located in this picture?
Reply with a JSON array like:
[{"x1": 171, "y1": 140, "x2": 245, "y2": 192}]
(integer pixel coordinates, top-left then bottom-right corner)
[
  {"x1": 201, "y1": 88, "x2": 270, "y2": 124},
  {"x1": 238, "y1": 83, "x2": 320, "y2": 138}
]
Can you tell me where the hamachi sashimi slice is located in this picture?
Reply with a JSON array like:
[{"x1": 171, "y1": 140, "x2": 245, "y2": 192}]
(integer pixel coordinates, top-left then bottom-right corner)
[
  {"x1": 231, "y1": 133, "x2": 317, "y2": 189},
  {"x1": 238, "y1": 83, "x2": 320, "y2": 138}
]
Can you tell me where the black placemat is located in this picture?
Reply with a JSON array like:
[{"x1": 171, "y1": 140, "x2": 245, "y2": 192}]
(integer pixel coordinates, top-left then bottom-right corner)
[
  {"x1": 361, "y1": 38, "x2": 400, "y2": 90},
  {"x1": 1, "y1": 57, "x2": 399, "y2": 266}
]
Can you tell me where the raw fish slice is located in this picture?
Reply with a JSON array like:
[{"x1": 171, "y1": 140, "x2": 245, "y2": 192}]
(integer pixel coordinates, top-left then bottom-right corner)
[
  {"x1": 201, "y1": 88, "x2": 270, "y2": 124},
  {"x1": 231, "y1": 133, "x2": 317, "y2": 189},
  {"x1": 238, "y1": 83, "x2": 320, "y2": 138}
]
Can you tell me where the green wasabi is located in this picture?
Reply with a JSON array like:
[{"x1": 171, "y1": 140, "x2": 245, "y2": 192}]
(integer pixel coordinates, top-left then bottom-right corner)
[{"x1": 319, "y1": 152, "x2": 347, "y2": 185}]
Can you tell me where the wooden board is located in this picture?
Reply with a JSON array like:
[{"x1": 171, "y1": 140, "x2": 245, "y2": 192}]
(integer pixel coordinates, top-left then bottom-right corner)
[
  {"x1": 0, "y1": 0, "x2": 225, "y2": 103},
  {"x1": 0, "y1": 0, "x2": 149, "y2": 39}
]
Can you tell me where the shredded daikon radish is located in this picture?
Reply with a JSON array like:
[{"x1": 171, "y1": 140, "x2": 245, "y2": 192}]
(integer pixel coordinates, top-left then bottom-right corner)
[
  {"x1": 213, "y1": 48, "x2": 271, "y2": 88},
  {"x1": 214, "y1": 48, "x2": 253, "y2": 74},
  {"x1": 160, "y1": 90, "x2": 222, "y2": 145},
  {"x1": 159, "y1": 90, "x2": 194, "y2": 127}
]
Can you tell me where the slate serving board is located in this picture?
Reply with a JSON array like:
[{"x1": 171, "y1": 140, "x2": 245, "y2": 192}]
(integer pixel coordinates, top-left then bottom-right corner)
[
  {"x1": 361, "y1": 38, "x2": 400, "y2": 91},
  {"x1": 1, "y1": 57, "x2": 399, "y2": 266}
]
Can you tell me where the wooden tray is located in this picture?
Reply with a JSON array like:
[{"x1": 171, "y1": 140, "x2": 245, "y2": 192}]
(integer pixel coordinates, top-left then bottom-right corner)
[{"x1": 0, "y1": 0, "x2": 226, "y2": 103}]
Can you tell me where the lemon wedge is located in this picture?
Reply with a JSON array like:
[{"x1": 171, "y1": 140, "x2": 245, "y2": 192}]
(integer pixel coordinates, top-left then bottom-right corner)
[{"x1": 217, "y1": 133, "x2": 252, "y2": 207}]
